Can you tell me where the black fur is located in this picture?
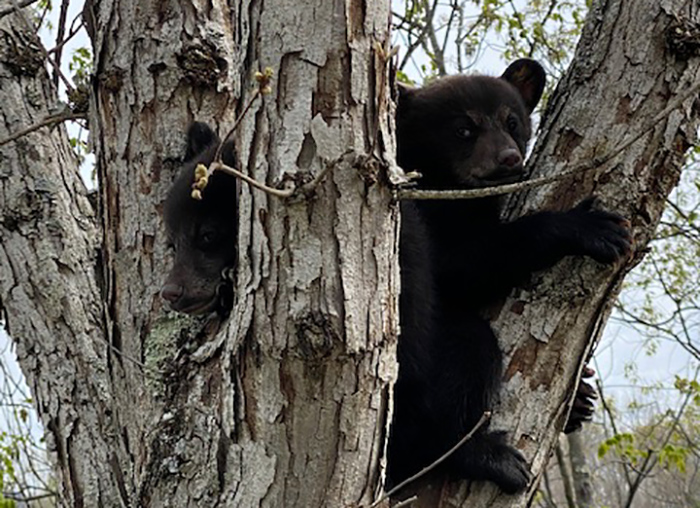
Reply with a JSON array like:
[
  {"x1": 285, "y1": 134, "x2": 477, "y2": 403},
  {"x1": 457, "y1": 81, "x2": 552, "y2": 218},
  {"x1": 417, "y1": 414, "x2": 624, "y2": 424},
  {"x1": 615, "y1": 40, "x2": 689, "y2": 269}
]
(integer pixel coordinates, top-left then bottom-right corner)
[
  {"x1": 564, "y1": 366, "x2": 597, "y2": 434},
  {"x1": 161, "y1": 122, "x2": 238, "y2": 316},
  {"x1": 163, "y1": 68, "x2": 617, "y2": 494},
  {"x1": 389, "y1": 59, "x2": 631, "y2": 493}
]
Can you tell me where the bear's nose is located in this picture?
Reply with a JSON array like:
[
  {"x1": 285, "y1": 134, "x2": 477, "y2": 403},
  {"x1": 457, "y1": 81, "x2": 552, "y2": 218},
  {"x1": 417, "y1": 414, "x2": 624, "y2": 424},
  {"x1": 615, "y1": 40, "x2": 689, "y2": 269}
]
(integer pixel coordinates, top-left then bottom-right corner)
[
  {"x1": 498, "y1": 148, "x2": 522, "y2": 169},
  {"x1": 161, "y1": 284, "x2": 184, "y2": 303}
]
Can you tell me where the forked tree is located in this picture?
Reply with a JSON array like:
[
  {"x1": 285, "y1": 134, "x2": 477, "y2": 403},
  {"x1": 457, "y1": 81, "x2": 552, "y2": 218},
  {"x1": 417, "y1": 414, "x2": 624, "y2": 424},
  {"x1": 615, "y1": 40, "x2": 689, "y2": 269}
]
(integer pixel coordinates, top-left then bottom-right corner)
[{"x1": 0, "y1": 0, "x2": 698, "y2": 506}]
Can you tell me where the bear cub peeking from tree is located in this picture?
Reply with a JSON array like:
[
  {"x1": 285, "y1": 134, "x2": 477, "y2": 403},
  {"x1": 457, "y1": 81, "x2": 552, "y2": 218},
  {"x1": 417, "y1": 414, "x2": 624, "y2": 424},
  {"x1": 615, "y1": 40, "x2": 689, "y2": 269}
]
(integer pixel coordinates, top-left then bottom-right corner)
[
  {"x1": 389, "y1": 59, "x2": 631, "y2": 493},
  {"x1": 161, "y1": 123, "x2": 238, "y2": 316}
]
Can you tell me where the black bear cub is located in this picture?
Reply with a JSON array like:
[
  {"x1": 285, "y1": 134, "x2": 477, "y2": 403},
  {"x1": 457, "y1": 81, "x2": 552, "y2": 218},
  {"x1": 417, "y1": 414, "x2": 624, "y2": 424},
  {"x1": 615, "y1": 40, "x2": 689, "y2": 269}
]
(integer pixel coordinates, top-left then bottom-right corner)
[
  {"x1": 390, "y1": 59, "x2": 630, "y2": 493},
  {"x1": 162, "y1": 62, "x2": 621, "y2": 495},
  {"x1": 161, "y1": 123, "x2": 238, "y2": 316}
]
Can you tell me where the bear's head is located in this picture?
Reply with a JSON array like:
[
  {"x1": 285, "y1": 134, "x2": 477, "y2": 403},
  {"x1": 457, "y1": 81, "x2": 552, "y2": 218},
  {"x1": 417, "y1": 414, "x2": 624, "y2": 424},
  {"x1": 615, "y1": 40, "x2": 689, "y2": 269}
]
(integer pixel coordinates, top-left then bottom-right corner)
[
  {"x1": 161, "y1": 122, "x2": 238, "y2": 315},
  {"x1": 397, "y1": 59, "x2": 546, "y2": 189}
]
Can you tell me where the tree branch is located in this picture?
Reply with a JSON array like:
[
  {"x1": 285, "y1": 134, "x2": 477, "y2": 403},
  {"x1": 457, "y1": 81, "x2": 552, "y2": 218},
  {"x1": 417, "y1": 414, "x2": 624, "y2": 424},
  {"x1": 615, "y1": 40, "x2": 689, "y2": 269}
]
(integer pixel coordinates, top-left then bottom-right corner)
[
  {"x1": 0, "y1": 0, "x2": 38, "y2": 18},
  {"x1": 370, "y1": 411, "x2": 491, "y2": 507},
  {"x1": 53, "y1": 0, "x2": 70, "y2": 87},
  {"x1": 596, "y1": 379, "x2": 634, "y2": 488},
  {"x1": 0, "y1": 112, "x2": 85, "y2": 147}
]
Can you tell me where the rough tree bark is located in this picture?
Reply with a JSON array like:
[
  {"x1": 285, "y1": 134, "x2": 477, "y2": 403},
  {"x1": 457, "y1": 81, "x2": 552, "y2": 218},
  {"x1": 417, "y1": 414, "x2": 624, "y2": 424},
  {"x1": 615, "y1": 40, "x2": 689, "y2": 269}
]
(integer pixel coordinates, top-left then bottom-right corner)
[
  {"x1": 2, "y1": 0, "x2": 397, "y2": 506},
  {"x1": 403, "y1": 0, "x2": 700, "y2": 506},
  {"x1": 0, "y1": 1, "x2": 699, "y2": 508},
  {"x1": 0, "y1": 10, "x2": 117, "y2": 504}
]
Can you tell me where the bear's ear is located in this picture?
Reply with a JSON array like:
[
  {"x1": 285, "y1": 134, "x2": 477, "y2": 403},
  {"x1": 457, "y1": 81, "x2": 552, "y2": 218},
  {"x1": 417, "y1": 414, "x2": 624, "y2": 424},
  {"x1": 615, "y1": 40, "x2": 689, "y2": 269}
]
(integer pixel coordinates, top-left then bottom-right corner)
[
  {"x1": 185, "y1": 122, "x2": 219, "y2": 161},
  {"x1": 397, "y1": 82, "x2": 416, "y2": 112},
  {"x1": 220, "y1": 139, "x2": 237, "y2": 168},
  {"x1": 501, "y1": 59, "x2": 546, "y2": 113}
]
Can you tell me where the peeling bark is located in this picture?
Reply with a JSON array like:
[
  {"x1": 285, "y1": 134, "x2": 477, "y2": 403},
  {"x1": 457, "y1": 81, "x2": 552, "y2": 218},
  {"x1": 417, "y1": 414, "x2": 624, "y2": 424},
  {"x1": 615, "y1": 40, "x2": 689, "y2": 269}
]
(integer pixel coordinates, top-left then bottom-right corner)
[
  {"x1": 3, "y1": 0, "x2": 397, "y2": 505},
  {"x1": 2, "y1": 0, "x2": 699, "y2": 507}
]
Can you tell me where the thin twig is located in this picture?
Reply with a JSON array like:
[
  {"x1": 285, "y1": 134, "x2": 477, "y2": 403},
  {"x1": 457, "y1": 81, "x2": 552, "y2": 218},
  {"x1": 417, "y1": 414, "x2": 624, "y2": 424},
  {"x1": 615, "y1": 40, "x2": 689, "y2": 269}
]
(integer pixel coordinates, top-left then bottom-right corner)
[
  {"x1": 9, "y1": 0, "x2": 76, "y2": 94},
  {"x1": 209, "y1": 151, "x2": 343, "y2": 200},
  {"x1": 369, "y1": 411, "x2": 492, "y2": 507},
  {"x1": 0, "y1": 112, "x2": 85, "y2": 147},
  {"x1": 439, "y1": 1, "x2": 458, "y2": 62},
  {"x1": 393, "y1": 495, "x2": 418, "y2": 508},
  {"x1": 205, "y1": 65, "x2": 342, "y2": 201},
  {"x1": 48, "y1": 13, "x2": 84, "y2": 56},
  {"x1": 207, "y1": 69, "x2": 274, "y2": 198},
  {"x1": 398, "y1": 79, "x2": 700, "y2": 200},
  {"x1": 423, "y1": 0, "x2": 446, "y2": 75},
  {"x1": 398, "y1": 168, "x2": 585, "y2": 200},
  {"x1": 44, "y1": 46, "x2": 78, "y2": 95},
  {"x1": 394, "y1": 2, "x2": 438, "y2": 73},
  {"x1": 622, "y1": 450, "x2": 655, "y2": 508},
  {"x1": 210, "y1": 161, "x2": 294, "y2": 198},
  {"x1": 3, "y1": 491, "x2": 57, "y2": 502},
  {"x1": 297, "y1": 155, "x2": 345, "y2": 196},
  {"x1": 596, "y1": 379, "x2": 634, "y2": 488},
  {"x1": 214, "y1": 88, "x2": 261, "y2": 163}
]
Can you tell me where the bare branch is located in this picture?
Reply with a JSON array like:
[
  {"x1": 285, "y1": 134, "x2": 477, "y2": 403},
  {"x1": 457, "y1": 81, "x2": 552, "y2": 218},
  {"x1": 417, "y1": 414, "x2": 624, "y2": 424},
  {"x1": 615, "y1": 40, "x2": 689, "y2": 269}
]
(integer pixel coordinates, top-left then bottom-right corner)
[
  {"x1": 596, "y1": 379, "x2": 634, "y2": 488},
  {"x1": 393, "y1": 495, "x2": 419, "y2": 508},
  {"x1": 8, "y1": 0, "x2": 76, "y2": 94},
  {"x1": 47, "y1": 14, "x2": 84, "y2": 55},
  {"x1": 622, "y1": 451, "x2": 655, "y2": 508},
  {"x1": 3, "y1": 491, "x2": 58, "y2": 503},
  {"x1": 541, "y1": 469, "x2": 560, "y2": 508},
  {"x1": 422, "y1": 0, "x2": 447, "y2": 75},
  {"x1": 53, "y1": 0, "x2": 70, "y2": 86},
  {"x1": 394, "y1": 1, "x2": 441, "y2": 74},
  {"x1": 215, "y1": 87, "x2": 263, "y2": 163},
  {"x1": 369, "y1": 411, "x2": 492, "y2": 507},
  {"x1": 211, "y1": 161, "x2": 295, "y2": 198},
  {"x1": 0, "y1": 112, "x2": 85, "y2": 147},
  {"x1": 554, "y1": 438, "x2": 577, "y2": 508}
]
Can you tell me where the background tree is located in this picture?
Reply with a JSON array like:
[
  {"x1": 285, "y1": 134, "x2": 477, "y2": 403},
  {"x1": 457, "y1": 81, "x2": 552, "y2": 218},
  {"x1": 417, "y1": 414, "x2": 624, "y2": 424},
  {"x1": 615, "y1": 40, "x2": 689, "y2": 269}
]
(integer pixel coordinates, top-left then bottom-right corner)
[{"x1": 0, "y1": 1, "x2": 699, "y2": 508}]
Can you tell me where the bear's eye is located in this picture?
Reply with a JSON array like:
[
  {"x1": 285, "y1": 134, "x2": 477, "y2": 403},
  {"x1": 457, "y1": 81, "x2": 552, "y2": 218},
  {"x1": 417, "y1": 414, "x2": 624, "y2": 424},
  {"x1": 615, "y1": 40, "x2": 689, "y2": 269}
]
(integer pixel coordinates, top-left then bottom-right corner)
[
  {"x1": 197, "y1": 229, "x2": 219, "y2": 249},
  {"x1": 455, "y1": 126, "x2": 472, "y2": 139},
  {"x1": 506, "y1": 114, "x2": 519, "y2": 133}
]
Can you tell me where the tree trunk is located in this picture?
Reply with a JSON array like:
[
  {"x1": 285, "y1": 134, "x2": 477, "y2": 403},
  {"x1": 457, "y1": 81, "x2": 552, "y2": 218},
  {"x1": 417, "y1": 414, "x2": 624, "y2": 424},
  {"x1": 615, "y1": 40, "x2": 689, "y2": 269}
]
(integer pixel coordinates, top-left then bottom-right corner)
[
  {"x1": 405, "y1": 0, "x2": 700, "y2": 506},
  {"x1": 2, "y1": 1, "x2": 396, "y2": 506},
  {"x1": 2, "y1": 1, "x2": 699, "y2": 508},
  {"x1": 568, "y1": 431, "x2": 594, "y2": 507},
  {"x1": 0, "y1": 10, "x2": 120, "y2": 506},
  {"x1": 555, "y1": 438, "x2": 577, "y2": 508}
]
